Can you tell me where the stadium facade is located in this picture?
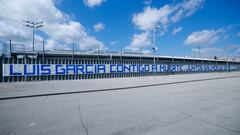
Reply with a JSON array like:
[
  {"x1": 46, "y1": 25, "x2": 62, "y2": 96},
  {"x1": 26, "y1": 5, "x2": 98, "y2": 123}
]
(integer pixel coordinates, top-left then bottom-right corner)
[{"x1": 1, "y1": 49, "x2": 240, "y2": 82}]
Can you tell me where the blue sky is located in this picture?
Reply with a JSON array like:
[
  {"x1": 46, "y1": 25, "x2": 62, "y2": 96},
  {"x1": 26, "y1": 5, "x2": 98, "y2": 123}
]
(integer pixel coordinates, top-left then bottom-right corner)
[
  {"x1": 57, "y1": 0, "x2": 240, "y2": 57},
  {"x1": 0, "y1": 0, "x2": 240, "y2": 58}
]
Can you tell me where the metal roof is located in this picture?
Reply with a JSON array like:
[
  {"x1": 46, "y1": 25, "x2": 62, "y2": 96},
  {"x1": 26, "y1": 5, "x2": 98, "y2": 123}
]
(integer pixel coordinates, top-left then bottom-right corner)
[{"x1": 7, "y1": 49, "x2": 240, "y2": 63}]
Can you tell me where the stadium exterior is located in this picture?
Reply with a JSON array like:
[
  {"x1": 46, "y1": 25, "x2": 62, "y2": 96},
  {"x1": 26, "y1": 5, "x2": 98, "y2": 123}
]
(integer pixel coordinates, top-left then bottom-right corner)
[{"x1": 1, "y1": 49, "x2": 240, "y2": 83}]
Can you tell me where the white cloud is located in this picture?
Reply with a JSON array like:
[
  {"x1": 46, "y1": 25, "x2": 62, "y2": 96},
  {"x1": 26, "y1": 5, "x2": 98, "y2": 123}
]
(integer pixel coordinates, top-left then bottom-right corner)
[
  {"x1": 125, "y1": 32, "x2": 151, "y2": 52},
  {"x1": 94, "y1": 22, "x2": 105, "y2": 32},
  {"x1": 132, "y1": 0, "x2": 204, "y2": 32},
  {"x1": 225, "y1": 44, "x2": 240, "y2": 56},
  {"x1": 171, "y1": 0, "x2": 204, "y2": 22},
  {"x1": 0, "y1": 21, "x2": 30, "y2": 42},
  {"x1": 0, "y1": 0, "x2": 106, "y2": 51},
  {"x1": 0, "y1": 0, "x2": 65, "y2": 23},
  {"x1": 45, "y1": 39, "x2": 70, "y2": 50},
  {"x1": 45, "y1": 39, "x2": 57, "y2": 50},
  {"x1": 184, "y1": 29, "x2": 222, "y2": 46},
  {"x1": 142, "y1": 50, "x2": 152, "y2": 54},
  {"x1": 133, "y1": 5, "x2": 172, "y2": 31},
  {"x1": 83, "y1": 0, "x2": 105, "y2": 8},
  {"x1": 44, "y1": 21, "x2": 87, "y2": 43},
  {"x1": 191, "y1": 45, "x2": 240, "y2": 58},
  {"x1": 179, "y1": 0, "x2": 205, "y2": 16},
  {"x1": 171, "y1": 26, "x2": 182, "y2": 35},
  {"x1": 129, "y1": 0, "x2": 204, "y2": 52},
  {"x1": 0, "y1": 0, "x2": 65, "y2": 43},
  {"x1": 79, "y1": 36, "x2": 107, "y2": 51}
]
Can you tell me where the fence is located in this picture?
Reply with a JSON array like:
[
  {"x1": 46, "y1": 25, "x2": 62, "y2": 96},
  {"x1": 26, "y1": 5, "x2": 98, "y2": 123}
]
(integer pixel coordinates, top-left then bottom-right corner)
[{"x1": 1, "y1": 54, "x2": 240, "y2": 82}]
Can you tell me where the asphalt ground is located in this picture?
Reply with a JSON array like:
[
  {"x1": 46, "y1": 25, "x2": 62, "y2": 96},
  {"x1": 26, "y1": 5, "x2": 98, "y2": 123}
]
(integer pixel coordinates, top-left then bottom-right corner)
[{"x1": 0, "y1": 72, "x2": 240, "y2": 135}]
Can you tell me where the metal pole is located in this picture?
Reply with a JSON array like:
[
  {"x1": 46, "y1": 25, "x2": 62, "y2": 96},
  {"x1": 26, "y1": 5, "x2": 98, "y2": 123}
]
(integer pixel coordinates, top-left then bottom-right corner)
[
  {"x1": 72, "y1": 43, "x2": 74, "y2": 60},
  {"x1": 97, "y1": 44, "x2": 99, "y2": 60},
  {"x1": 227, "y1": 59, "x2": 229, "y2": 72},
  {"x1": 9, "y1": 39, "x2": 12, "y2": 55},
  {"x1": 24, "y1": 21, "x2": 44, "y2": 51},
  {"x1": 183, "y1": 52, "x2": 186, "y2": 63},
  {"x1": 33, "y1": 25, "x2": 35, "y2": 51},
  {"x1": 198, "y1": 44, "x2": 201, "y2": 58},
  {"x1": 2, "y1": 43, "x2": 5, "y2": 58},
  {"x1": 153, "y1": 48, "x2": 156, "y2": 64},
  {"x1": 43, "y1": 40, "x2": 45, "y2": 62},
  {"x1": 140, "y1": 48, "x2": 142, "y2": 61},
  {"x1": 153, "y1": 27, "x2": 156, "y2": 66},
  {"x1": 154, "y1": 48, "x2": 156, "y2": 76},
  {"x1": 153, "y1": 27, "x2": 156, "y2": 49},
  {"x1": 120, "y1": 46, "x2": 123, "y2": 60},
  {"x1": 110, "y1": 54, "x2": 112, "y2": 61},
  {"x1": 153, "y1": 26, "x2": 157, "y2": 76}
]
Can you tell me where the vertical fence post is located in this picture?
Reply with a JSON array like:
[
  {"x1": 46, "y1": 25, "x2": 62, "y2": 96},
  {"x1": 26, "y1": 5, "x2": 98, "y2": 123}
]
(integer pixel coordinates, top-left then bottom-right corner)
[
  {"x1": 43, "y1": 40, "x2": 45, "y2": 63},
  {"x1": 9, "y1": 40, "x2": 12, "y2": 56},
  {"x1": 0, "y1": 57, "x2": 3, "y2": 82}
]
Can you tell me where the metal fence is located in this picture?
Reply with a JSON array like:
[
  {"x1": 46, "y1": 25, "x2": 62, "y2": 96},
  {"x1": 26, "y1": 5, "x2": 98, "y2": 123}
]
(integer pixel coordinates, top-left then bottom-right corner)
[{"x1": 1, "y1": 55, "x2": 240, "y2": 83}]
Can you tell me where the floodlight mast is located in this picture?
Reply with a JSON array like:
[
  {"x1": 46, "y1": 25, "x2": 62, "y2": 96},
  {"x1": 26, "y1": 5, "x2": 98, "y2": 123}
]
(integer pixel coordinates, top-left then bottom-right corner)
[
  {"x1": 153, "y1": 25, "x2": 159, "y2": 75},
  {"x1": 23, "y1": 20, "x2": 44, "y2": 51}
]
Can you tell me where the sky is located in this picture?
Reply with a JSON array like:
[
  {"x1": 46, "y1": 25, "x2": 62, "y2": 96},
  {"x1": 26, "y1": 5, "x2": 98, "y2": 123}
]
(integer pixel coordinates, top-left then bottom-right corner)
[{"x1": 0, "y1": 0, "x2": 240, "y2": 58}]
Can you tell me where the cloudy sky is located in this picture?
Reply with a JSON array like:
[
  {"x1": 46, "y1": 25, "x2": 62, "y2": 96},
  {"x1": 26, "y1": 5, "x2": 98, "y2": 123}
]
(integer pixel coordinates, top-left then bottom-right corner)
[{"x1": 0, "y1": 0, "x2": 240, "y2": 58}]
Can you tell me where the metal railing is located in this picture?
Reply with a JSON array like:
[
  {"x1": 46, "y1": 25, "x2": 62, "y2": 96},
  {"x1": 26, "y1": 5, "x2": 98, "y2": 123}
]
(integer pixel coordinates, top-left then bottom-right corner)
[{"x1": 1, "y1": 56, "x2": 240, "y2": 82}]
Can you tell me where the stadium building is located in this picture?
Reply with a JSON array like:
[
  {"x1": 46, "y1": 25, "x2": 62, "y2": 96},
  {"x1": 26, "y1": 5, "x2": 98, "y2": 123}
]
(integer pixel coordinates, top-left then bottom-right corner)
[{"x1": 1, "y1": 43, "x2": 240, "y2": 82}]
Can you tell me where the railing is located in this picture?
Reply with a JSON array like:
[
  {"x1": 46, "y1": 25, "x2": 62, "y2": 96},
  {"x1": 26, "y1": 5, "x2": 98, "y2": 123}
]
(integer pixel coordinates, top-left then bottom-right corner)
[{"x1": 1, "y1": 56, "x2": 240, "y2": 83}]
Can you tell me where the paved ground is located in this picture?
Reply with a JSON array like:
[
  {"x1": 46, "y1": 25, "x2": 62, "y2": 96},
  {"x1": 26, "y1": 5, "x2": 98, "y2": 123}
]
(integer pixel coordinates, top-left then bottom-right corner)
[
  {"x1": 1, "y1": 72, "x2": 240, "y2": 99},
  {"x1": 0, "y1": 72, "x2": 240, "y2": 135}
]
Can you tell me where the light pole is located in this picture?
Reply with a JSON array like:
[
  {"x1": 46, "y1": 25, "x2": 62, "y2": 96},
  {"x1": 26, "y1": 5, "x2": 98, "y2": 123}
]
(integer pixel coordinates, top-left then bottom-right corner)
[
  {"x1": 97, "y1": 44, "x2": 100, "y2": 60},
  {"x1": 153, "y1": 47, "x2": 158, "y2": 64},
  {"x1": 153, "y1": 25, "x2": 159, "y2": 63},
  {"x1": 140, "y1": 47, "x2": 142, "y2": 61},
  {"x1": 72, "y1": 43, "x2": 75, "y2": 60},
  {"x1": 23, "y1": 20, "x2": 44, "y2": 51},
  {"x1": 197, "y1": 44, "x2": 201, "y2": 58},
  {"x1": 153, "y1": 25, "x2": 159, "y2": 51},
  {"x1": 227, "y1": 58, "x2": 229, "y2": 72},
  {"x1": 152, "y1": 46, "x2": 158, "y2": 76},
  {"x1": 120, "y1": 45, "x2": 123, "y2": 60},
  {"x1": 42, "y1": 40, "x2": 45, "y2": 62},
  {"x1": 153, "y1": 25, "x2": 159, "y2": 75}
]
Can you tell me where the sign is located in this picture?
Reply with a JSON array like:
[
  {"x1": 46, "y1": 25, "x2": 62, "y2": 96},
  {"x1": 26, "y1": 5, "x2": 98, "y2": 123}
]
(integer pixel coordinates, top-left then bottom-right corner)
[{"x1": 2, "y1": 64, "x2": 236, "y2": 76}]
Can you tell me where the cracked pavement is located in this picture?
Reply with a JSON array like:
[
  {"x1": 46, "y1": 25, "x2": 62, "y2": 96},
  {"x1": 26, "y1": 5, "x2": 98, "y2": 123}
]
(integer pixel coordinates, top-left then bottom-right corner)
[{"x1": 0, "y1": 72, "x2": 240, "y2": 135}]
